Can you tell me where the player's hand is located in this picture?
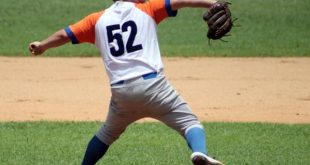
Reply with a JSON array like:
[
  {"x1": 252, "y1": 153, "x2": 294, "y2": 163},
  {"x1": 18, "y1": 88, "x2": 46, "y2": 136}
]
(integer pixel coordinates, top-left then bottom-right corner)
[{"x1": 29, "y1": 41, "x2": 45, "y2": 55}]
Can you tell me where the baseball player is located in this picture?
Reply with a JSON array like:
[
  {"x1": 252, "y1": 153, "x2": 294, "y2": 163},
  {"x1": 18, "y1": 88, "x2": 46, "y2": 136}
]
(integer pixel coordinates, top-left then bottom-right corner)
[{"x1": 29, "y1": 0, "x2": 224, "y2": 164}]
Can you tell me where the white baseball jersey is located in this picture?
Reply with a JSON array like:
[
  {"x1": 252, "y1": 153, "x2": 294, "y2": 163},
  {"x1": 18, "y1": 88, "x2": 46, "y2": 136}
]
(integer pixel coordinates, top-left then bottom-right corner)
[{"x1": 65, "y1": 0, "x2": 177, "y2": 84}]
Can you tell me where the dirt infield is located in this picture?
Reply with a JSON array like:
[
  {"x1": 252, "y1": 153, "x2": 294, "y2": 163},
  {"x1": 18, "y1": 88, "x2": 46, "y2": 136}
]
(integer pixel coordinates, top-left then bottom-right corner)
[{"x1": 0, "y1": 57, "x2": 309, "y2": 123}]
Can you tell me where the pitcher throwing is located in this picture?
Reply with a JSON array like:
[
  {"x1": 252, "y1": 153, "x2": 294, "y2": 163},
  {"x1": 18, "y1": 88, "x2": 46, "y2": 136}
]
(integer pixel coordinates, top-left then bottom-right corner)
[{"x1": 29, "y1": 0, "x2": 231, "y2": 164}]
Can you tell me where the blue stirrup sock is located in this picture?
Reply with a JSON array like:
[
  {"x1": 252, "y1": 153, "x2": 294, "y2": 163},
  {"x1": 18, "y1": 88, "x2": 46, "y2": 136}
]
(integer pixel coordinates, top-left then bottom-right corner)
[
  {"x1": 82, "y1": 135, "x2": 109, "y2": 165},
  {"x1": 185, "y1": 126, "x2": 208, "y2": 155}
]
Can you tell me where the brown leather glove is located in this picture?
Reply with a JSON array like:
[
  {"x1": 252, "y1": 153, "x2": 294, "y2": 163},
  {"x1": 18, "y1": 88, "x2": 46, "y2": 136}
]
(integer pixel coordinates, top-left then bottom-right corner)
[{"x1": 203, "y1": 1, "x2": 233, "y2": 40}]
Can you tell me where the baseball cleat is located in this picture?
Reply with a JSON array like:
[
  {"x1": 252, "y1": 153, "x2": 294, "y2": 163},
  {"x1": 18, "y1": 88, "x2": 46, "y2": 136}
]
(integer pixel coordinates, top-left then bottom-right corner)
[{"x1": 191, "y1": 152, "x2": 224, "y2": 165}]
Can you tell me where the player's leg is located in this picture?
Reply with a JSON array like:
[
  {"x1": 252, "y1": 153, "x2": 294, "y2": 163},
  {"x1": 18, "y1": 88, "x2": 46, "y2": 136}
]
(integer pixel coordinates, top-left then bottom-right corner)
[
  {"x1": 141, "y1": 75, "x2": 209, "y2": 155},
  {"x1": 144, "y1": 76, "x2": 209, "y2": 155},
  {"x1": 146, "y1": 76, "x2": 224, "y2": 165},
  {"x1": 185, "y1": 124, "x2": 223, "y2": 165},
  {"x1": 153, "y1": 104, "x2": 223, "y2": 165},
  {"x1": 81, "y1": 99, "x2": 140, "y2": 165},
  {"x1": 81, "y1": 135, "x2": 109, "y2": 165},
  {"x1": 152, "y1": 103, "x2": 208, "y2": 153},
  {"x1": 184, "y1": 122, "x2": 207, "y2": 154},
  {"x1": 82, "y1": 73, "x2": 170, "y2": 164}
]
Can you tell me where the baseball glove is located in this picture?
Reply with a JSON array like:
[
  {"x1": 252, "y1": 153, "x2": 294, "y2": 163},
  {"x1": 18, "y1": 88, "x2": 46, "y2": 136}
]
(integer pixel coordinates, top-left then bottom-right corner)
[{"x1": 203, "y1": 1, "x2": 233, "y2": 40}]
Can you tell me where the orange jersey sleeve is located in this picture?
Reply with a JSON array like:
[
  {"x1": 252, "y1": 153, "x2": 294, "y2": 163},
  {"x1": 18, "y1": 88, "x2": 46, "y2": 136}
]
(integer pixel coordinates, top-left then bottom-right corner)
[
  {"x1": 136, "y1": 0, "x2": 177, "y2": 24},
  {"x1": 65, "y1": 11, "x2": 104, "y2": 44}
]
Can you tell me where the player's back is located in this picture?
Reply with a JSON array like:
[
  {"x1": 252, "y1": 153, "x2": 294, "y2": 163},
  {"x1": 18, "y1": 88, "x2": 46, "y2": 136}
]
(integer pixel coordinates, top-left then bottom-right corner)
[
  {"x1": 66, "y1": 0, "x2": 177, "y2": 84},
  {"x1": 95, "y1": 1, "x2": 166, "y2": 84}
]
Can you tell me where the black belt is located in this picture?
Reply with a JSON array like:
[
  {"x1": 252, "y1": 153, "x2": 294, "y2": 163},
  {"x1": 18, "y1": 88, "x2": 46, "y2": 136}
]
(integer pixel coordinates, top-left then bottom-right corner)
[{"x1": 112, "y1": 72, "x2": 158, "y2": 85}]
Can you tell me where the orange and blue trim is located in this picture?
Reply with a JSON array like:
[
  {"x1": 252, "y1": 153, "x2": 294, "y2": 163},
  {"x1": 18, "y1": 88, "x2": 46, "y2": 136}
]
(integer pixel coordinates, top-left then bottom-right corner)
[
  {"x1": 165, "y1": 0, "x2": 177, "y2": 17},
  {"x1": 65, "y1": 27, "x2": 79, "y2": 44}
]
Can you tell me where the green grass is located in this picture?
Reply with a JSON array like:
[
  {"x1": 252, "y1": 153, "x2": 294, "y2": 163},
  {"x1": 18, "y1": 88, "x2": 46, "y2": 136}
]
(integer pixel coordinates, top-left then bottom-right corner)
[
  {"x1": 158, "y1": 0, "x2": 310, "y2": 56},
  {"x1": 0, "y1": 0, "x2": 310, "y2": 57},
  {"x1": 0, "y1": 0, "x2": 109, "y2": 57},
  {"x1": 0, "y1": 122, "x2": 309, "y2": 164}
]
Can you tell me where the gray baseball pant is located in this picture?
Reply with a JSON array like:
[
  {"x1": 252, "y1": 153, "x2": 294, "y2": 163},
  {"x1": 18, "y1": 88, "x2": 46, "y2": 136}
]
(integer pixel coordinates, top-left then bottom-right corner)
[{"x1": 96, "y1": 72, "x2": 202, "y2": 145}]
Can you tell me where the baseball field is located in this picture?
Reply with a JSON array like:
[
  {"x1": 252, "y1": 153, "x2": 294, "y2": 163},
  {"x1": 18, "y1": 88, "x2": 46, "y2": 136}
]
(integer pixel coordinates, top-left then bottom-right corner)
[{"x1": 1, "y1": 0, "x2": 310, "y2": 164}]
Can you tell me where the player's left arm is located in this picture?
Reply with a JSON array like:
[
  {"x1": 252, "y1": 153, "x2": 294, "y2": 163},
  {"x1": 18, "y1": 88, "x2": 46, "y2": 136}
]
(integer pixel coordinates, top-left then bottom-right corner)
[
  {"x1": 170, "y1": 0, "x2": 217, "y2": 10},
  {"x1": 29, "y1": 29, "x2": 70, "y2": 56}
]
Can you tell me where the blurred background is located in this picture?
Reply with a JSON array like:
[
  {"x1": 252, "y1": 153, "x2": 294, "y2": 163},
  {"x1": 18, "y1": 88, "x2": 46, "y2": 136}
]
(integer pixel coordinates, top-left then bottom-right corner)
[{"x1": 0, "y1": 0, "x2": 309, "y2": 57}]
